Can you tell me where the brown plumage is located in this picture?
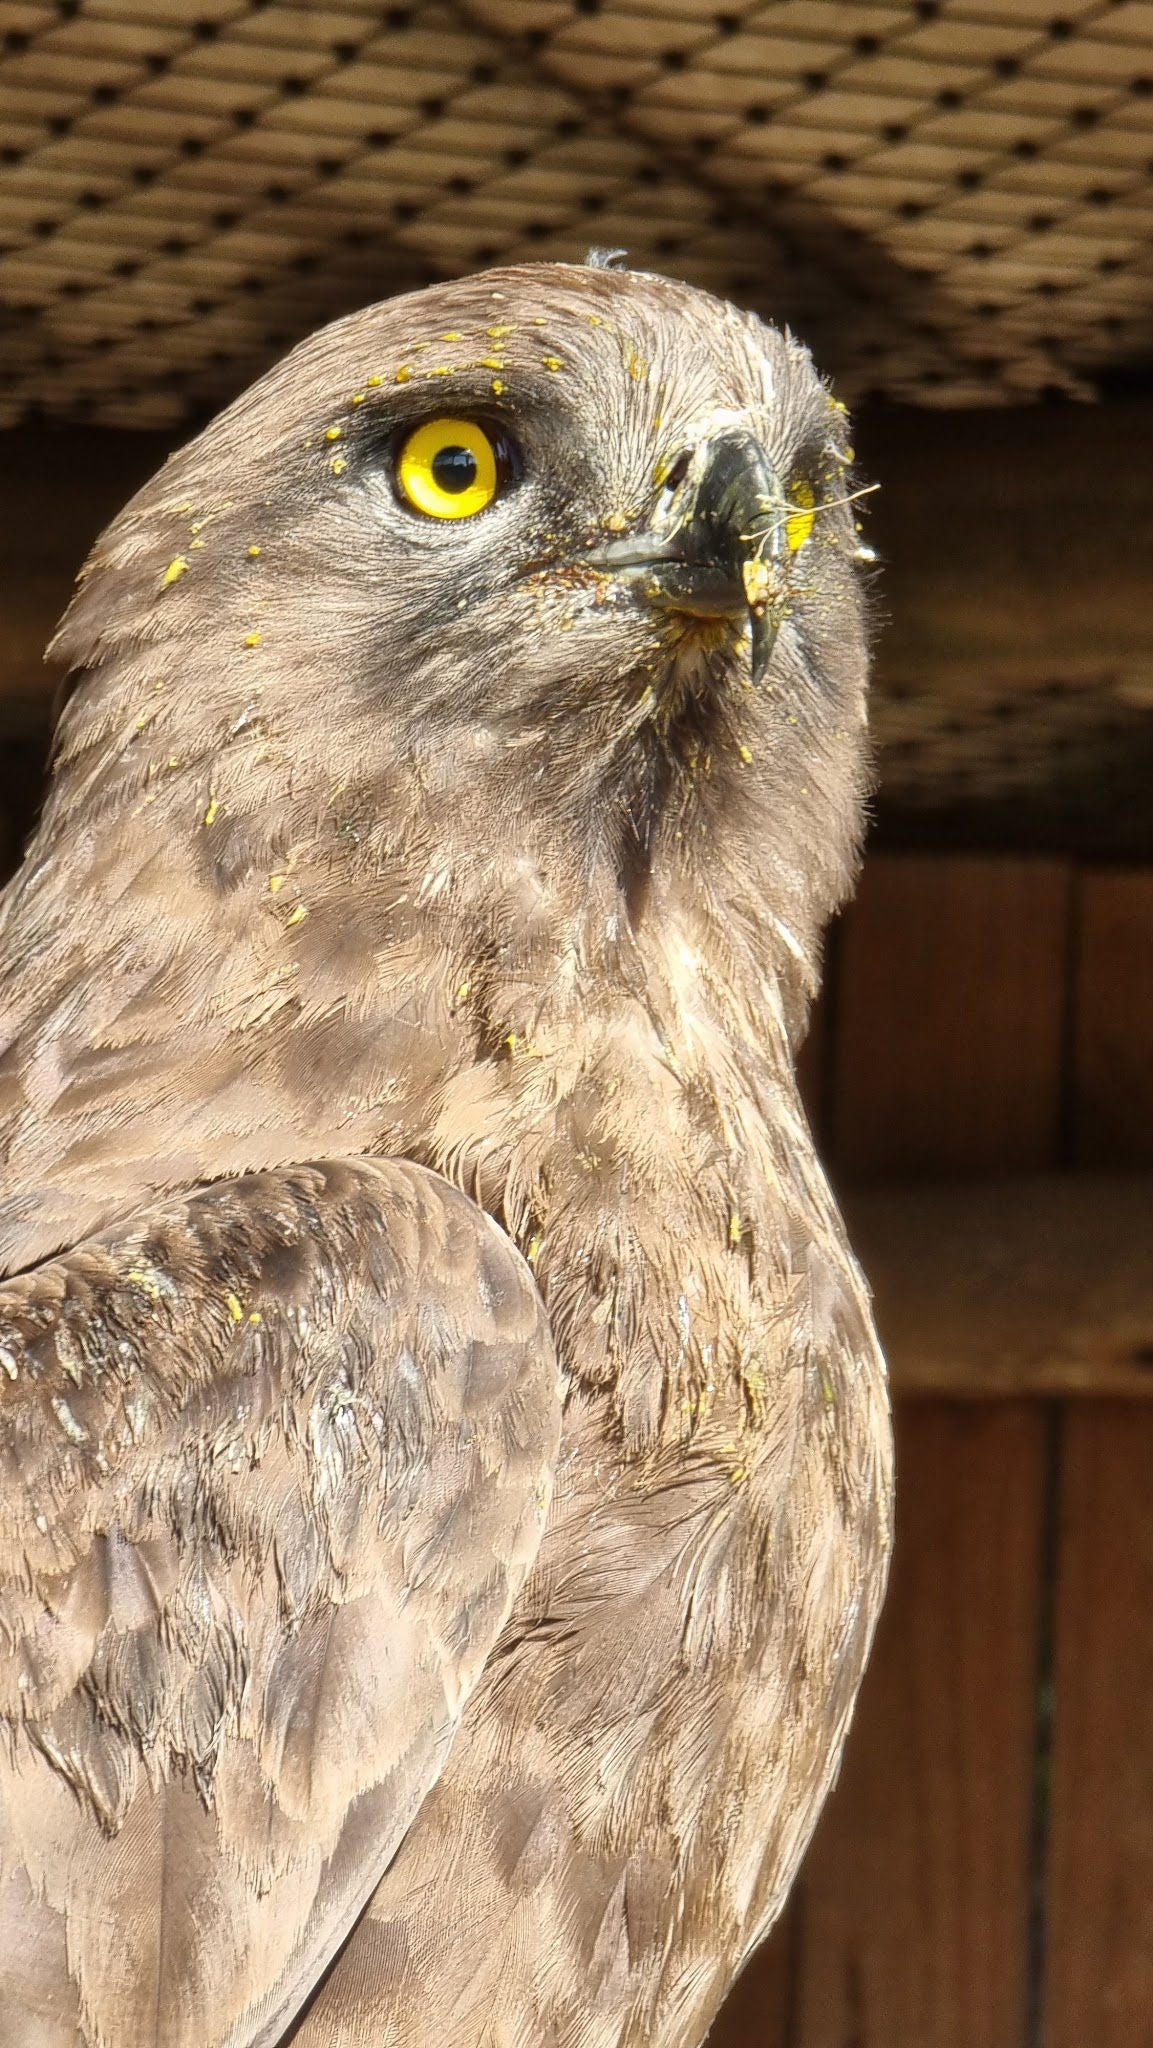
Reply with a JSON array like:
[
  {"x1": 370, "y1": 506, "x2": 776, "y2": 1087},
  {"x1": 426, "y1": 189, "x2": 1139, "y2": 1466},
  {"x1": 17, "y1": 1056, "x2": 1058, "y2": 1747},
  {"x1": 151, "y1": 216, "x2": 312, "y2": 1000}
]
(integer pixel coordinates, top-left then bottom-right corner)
[{"x1": 0, "y1": 261, "x2": 892, "y2": 2048}]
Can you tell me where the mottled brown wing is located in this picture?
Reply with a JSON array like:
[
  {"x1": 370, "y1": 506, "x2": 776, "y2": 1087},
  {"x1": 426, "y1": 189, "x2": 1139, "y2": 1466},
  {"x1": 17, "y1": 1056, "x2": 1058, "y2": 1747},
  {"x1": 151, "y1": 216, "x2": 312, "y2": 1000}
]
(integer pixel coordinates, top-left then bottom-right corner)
[{"x1": 0, "y1": 1158, "x2": 560, "y2": 2048}]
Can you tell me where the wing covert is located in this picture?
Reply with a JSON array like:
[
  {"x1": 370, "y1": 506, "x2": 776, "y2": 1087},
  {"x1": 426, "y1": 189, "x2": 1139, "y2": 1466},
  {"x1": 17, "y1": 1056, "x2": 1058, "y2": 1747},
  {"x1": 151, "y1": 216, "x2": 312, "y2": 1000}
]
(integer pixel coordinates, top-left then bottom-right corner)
[{"x1": 0, "y1": 1157, "x2": 560, "y2": 2048}]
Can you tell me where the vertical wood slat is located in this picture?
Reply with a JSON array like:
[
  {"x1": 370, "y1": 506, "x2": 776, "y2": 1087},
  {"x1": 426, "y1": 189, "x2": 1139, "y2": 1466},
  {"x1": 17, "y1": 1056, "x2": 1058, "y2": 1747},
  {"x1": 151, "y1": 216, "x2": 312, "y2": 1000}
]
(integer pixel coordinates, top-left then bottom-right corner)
[
  {"x1": 1043, "y1": 866, "x2": 1153, "y2": 2044},
  {"x1": 794, "y1": 1404, "x2": 1047, "y2": 2048},
  {"x1": 709, "y1": 1920, "x2": 794, "y2": 2048},
  {"x1": 1043, "y1": 1407, "x2": 1153, "y2": 2048},
  {"x1": 829, "y1": 856, "x2": 1071, "y2": 1176},
  {"x1": 1072, "y1": 870, "x2": 1153, "y2": 1167},
  {"x1": 739, "y1": 854, "x2": 1067, "y2": 2048}
]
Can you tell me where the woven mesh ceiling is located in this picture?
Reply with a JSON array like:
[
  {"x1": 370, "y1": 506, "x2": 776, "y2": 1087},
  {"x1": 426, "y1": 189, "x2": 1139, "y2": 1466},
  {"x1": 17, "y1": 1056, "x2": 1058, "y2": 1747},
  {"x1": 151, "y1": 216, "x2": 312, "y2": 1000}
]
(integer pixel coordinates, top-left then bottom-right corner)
[
  {"x1": 1, "y1": 0, "x2": 1151, "y2": 428},
  {"x1": 1, "y1": 0, "x2": 1151, "y2": 851}
]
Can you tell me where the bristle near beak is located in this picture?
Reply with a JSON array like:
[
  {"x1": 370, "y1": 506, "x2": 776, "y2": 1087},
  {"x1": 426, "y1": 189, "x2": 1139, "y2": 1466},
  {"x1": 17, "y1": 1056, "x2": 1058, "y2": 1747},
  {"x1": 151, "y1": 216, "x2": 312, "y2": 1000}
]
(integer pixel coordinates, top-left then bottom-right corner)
[{"x1": 581, "y1": 432, "x2": 790, "y2": 687}]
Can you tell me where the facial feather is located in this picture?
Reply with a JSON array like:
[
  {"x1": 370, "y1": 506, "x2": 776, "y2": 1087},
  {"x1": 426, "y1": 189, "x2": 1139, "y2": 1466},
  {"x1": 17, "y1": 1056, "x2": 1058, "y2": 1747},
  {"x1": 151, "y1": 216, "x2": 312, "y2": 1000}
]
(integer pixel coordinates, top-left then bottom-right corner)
[{"x1": 44, "y1": 260, "x2": 868, "y2": 938}]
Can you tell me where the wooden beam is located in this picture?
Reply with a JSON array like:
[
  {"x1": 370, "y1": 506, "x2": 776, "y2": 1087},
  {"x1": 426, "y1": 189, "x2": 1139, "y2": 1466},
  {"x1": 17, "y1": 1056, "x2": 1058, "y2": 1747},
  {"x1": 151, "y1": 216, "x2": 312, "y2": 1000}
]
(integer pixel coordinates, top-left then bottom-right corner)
[
  {"x1": 848, "y1": 1173, "x2": 1153, "y2": 1397},
  {"x1": 859, "y1": 396, "x2": 1153, "y2": 711}
]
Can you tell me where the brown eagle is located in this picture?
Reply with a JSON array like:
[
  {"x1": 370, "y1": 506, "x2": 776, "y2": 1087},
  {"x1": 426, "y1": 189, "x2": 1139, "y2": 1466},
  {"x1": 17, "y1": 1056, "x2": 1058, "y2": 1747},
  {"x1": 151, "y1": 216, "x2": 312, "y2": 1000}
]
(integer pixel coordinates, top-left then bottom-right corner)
[{"x1": 0, "y1": 262, "x2": 891, "y2": 2048}]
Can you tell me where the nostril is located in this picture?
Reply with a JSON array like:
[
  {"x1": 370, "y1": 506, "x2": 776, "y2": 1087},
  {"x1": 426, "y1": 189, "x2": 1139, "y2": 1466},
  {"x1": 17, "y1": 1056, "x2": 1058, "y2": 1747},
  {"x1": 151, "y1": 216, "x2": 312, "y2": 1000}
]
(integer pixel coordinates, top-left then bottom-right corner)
[{"x1": 663, "y1": 449, "x2": 692, "y2": 493}]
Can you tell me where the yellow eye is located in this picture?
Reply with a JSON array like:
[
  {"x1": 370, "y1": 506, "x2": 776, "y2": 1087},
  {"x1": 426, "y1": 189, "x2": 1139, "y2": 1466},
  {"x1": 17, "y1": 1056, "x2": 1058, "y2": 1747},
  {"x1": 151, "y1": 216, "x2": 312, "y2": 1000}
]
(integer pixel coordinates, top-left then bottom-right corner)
[
  {"x1": 396, "y1": 416, "x2": 500, "y2": 520},
  {"x1": 786, "y1": 479, "x2": 816, "y2": 552}
]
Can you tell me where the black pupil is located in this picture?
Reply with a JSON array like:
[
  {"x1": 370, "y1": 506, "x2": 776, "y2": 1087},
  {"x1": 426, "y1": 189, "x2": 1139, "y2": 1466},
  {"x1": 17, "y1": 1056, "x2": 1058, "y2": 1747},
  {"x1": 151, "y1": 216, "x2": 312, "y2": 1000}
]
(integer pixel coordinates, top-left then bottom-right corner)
[{"x1": 431, "y1": 444, "x2": 478, "y2": 494}]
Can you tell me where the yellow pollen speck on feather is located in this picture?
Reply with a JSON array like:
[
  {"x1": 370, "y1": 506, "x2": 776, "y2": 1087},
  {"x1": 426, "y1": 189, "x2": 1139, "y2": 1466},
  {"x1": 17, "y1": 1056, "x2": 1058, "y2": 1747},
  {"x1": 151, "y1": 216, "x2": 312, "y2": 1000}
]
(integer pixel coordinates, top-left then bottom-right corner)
[
  {"x1": 127, "y1": 1268, "x2": 163, "y2": 1302},
  {"x1": 542, "y1": 356, "x2": 564, "y2": 372},
  {"x1": 227, "y1": 1294, "x2": 244, "y2": 1324},
  {"x1": 787, "y1": 480, "x2": 816, "y2": 551},
  {"x1": 246, "y1": 543, "x2": 261, "y2": 558},
  {"x1": 728, "y1": 1212, "x2": 743, "y2": 1245},
  {"x1": 162, "y1": 556, "x2": 189, "y2": 587},
  {"x1": 743, "y1": 1366, "x2": 768, "y2": 1422},
  {"x1": 325, "y1": 425, "x2": 343, "y2": 443},
  {"x1": 491, "y1": 379, "x2": 505, "y2": 395},
  {"x1": 203, "y1": 796, "x2": 220, "y2": 827},
  {"x1": 367, "y1": 373, "x2": 383, "y2": 387},
  {"x1": 331, "y1": 456, "x2": 347, "y2": 475},
  {"x1": 286, "y1": 904, "x2": 308, "y2": 926},
  {"x1": 269, "y1": 873, "x2": 286, "y2": 893},
  {"x1": 395, "y1": 366, "x2": 412, "y2": 383},
  {"x1": 244, "y1": 631, "x2": 263, "y2": 648},
  {"x1": 738, "y1": 743, "x2": 753, "y2": 765}
]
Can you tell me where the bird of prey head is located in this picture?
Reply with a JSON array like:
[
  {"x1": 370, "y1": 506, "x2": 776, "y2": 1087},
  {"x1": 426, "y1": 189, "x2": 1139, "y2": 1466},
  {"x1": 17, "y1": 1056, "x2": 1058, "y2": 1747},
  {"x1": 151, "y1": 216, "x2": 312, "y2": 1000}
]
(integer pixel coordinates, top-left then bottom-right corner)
[
  {"x1": 2, "y1": 262, "x2": 872, "y2": 1272},
  {"x1": 55, "y1": 261, "x2": 867, "y2": 935}
]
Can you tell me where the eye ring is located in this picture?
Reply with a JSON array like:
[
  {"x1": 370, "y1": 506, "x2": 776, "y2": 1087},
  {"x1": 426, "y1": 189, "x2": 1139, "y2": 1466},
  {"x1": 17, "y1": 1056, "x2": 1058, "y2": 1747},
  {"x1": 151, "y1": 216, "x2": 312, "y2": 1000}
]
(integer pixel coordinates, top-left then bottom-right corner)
[{"x1": 396, "y1": 416, "x2": 503, "y2": 520}]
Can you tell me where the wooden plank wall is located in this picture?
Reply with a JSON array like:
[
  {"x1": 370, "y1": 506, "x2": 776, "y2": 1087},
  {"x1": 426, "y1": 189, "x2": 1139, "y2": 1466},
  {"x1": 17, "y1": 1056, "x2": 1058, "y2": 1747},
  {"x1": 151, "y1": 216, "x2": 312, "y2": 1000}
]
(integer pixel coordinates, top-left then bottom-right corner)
[
  {"x1": 713, "y1": 854, "x2": 1153, "y2": 2048},
  {"x1": 1047, "y1": 873, "x2": 1153, "y2": 2047}
]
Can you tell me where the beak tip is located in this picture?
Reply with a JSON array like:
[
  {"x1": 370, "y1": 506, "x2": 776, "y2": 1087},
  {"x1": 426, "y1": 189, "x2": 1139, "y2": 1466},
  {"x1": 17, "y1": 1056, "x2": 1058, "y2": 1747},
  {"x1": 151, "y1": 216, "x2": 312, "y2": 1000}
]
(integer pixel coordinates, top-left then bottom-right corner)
[{"x1": 750, "y1": 607, "x2": 778, "y2": 688}]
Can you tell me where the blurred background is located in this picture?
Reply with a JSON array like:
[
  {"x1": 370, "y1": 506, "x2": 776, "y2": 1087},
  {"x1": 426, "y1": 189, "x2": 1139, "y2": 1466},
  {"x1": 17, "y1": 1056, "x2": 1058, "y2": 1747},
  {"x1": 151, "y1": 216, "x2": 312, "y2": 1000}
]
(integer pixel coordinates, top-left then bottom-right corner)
[{"x1": 1, "y1": 3, "x2": 1152, "y2": 2043}]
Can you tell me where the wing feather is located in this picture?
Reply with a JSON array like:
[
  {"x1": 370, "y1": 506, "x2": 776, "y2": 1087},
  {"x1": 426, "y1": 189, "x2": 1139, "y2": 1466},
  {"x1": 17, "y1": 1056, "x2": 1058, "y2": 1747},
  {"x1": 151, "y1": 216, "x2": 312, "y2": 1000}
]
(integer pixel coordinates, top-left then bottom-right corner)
[{"x1": 0, "y1": 1158, "x2": 560, "y2": 2048}]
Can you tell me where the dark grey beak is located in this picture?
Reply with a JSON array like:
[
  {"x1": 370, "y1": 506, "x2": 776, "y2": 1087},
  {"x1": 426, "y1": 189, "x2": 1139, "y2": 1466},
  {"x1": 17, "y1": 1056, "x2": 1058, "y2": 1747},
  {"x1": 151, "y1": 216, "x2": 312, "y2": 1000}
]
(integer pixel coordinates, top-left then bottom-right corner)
[{"x1": 580, "y1": 433, "x2": 790, "y2": 686}]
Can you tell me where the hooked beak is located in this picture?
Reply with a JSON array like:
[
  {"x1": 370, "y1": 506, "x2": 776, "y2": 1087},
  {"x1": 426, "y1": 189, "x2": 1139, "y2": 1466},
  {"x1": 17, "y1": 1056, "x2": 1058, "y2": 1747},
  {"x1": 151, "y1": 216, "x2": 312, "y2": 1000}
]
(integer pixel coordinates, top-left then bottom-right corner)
[{"x1": 580, "y1": 433, "x2": 790, "y2": 686}]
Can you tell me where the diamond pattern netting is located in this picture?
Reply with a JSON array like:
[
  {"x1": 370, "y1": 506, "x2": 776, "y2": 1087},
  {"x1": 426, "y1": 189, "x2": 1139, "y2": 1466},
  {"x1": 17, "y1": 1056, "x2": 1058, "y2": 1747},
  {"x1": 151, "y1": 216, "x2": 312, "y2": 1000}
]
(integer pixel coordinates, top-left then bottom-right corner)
[
  {"x1": 1, "y1": 0, "x2": 1150, "y2": 839},
  {"x1": 1, "y1": 0, "x2": 1150, "y2": 427}
]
